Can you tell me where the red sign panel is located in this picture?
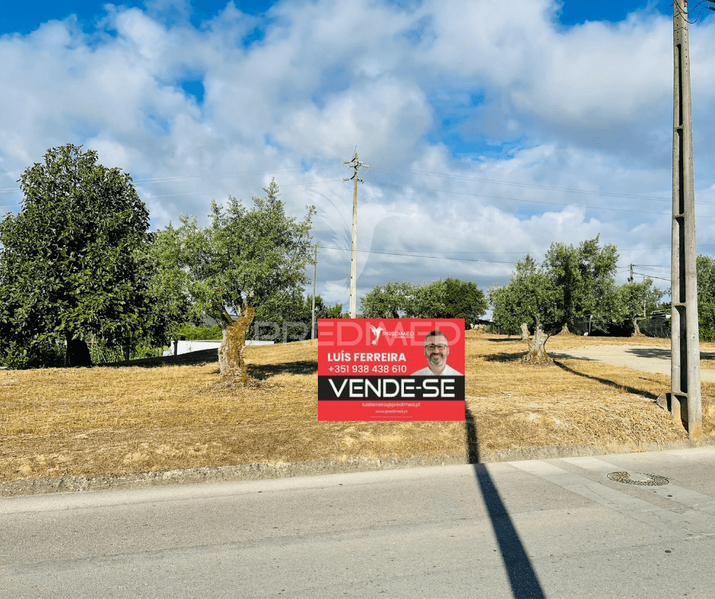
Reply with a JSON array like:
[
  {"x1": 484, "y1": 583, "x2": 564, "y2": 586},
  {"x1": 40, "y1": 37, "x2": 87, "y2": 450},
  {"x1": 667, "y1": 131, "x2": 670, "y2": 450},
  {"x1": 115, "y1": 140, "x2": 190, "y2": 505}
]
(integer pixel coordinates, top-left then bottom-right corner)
[{"x1": 318, "y1": 319, "x2": 465, "y2": 421}]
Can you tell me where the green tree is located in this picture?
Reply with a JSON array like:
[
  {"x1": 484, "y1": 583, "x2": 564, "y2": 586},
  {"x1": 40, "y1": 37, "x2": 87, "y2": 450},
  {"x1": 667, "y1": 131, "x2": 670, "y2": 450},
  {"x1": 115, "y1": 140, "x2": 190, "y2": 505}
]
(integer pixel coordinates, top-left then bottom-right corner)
[
  {"x1": 618, "y1": 278, "x2": 665, "y2": 335},
  {"x1": 360, "y1": 281, "x2": 417, "y2": 318},
  {"x1": 0, "y1": 144, "x2": 151, "y2": 368},
  {"x1": 544, "y1": 235, "x2": 620, "y2": 333},
  {"x1": 490, "y1": 237, "x2": 620, "y2": 363},
  {"x1": 326, "y1": 302, "x2": 344, "y2": 318},
  {"x1": 359, "y1": 279, "x2": 487, "y2": 326},
  {"x1": 697, "y1": 255, "x2": 715, "y2": 341},
  {"x1": 158, "y1": 179, "x2": 315, "y2": 332},
  {"x1": 489, "y1": 255, "x2": 561, "y2": 361},
  {"x1": 144, "y1": 225, "x2": 201, "y2": 347},
  {"x1": 409, "y1": 278, "x2": 487, "y2": 328}
]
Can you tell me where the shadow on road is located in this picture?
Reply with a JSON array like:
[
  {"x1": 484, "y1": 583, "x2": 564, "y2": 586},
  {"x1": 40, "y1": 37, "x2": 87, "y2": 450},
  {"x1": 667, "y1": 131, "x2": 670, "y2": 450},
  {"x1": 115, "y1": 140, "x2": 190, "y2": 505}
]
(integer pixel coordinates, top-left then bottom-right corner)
[
  {"x1": 627, "y1": 347, "x2": 671, "y2": 360},
  {"x1": 627, "y1": 346, "x2": 715, "y2": 363},
  {"x1": 466, "y1": 404, "x2": 546, "y2": 599},
  {"x1": 553, "y1": 360, "x2": 658, "y2": 400}
]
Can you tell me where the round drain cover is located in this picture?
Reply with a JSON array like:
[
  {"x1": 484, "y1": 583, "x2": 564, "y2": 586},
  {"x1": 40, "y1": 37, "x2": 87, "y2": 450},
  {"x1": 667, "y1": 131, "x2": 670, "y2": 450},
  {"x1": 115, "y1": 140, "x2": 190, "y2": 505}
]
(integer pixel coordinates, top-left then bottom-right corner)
[{"x1": 607, "y1": 471, "x2": 669, "y2": 486}]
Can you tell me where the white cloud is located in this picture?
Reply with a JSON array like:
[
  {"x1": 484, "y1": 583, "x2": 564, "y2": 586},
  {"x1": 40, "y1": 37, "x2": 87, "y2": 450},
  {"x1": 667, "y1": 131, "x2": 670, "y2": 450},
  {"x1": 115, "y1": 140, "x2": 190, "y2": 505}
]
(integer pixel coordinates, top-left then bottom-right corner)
[{"x1": 1, "y1": 0, "x2": 713, "y2": 306}]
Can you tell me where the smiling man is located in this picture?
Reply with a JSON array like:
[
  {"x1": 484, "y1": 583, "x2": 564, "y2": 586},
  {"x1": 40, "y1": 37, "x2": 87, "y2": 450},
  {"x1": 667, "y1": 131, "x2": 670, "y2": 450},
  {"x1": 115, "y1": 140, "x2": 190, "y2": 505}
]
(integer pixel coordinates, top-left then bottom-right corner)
[{"x1": 411, "y1": 330, "x2": 463, "y2": 376}]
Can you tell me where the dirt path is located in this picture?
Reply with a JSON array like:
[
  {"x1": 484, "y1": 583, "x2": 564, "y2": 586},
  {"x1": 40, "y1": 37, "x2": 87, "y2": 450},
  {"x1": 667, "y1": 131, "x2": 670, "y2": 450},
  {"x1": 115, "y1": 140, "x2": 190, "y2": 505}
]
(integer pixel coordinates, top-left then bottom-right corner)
[{"x1": 550, "y1": 345, "x2": 715, "y2": 382}]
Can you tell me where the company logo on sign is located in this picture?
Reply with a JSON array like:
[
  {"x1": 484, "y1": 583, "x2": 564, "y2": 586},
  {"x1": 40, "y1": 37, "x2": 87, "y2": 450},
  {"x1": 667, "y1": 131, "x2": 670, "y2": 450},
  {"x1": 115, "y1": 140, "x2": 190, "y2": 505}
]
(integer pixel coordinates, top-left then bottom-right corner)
[
  {"x1": 369, "y1": 325, "x2": 384, "y2": 344},
  {"x1": 368, "y1": 325, "x2": 414, "y2": 345}
]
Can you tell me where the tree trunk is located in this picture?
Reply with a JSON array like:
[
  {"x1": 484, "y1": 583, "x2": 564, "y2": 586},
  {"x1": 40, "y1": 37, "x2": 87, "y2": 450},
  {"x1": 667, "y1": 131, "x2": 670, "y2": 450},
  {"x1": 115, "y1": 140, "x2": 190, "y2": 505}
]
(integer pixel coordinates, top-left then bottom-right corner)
[
  {"x1": 520, "y1": 323, "x2": 530, "y2": 342},
  {"x1": 66, "y1": 337, "x2": 92, "y2": 367},
  {"x1": 632, "y1": 317, "x2": 643, "y2": 337},
  {"x1": 522, "y1": 323, "x2": 552, "y2": 365},
  {"x1": 218, "y1": 306, "x2": 256, "y2": 383}
]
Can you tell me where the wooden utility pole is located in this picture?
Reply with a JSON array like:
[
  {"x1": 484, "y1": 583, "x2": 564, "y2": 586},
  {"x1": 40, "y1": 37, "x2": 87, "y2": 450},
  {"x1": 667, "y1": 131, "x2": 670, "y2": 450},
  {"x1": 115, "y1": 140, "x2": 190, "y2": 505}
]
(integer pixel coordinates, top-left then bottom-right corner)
[
  {"x1": 311, "y1": 243, "x2": 318, "y2": 341},
  {"x1": 343, "y1": 152, "x2": 368, "y2": 318},
  {"x1": 671, "y1": 0, "x2": 702, "y2": 440}
]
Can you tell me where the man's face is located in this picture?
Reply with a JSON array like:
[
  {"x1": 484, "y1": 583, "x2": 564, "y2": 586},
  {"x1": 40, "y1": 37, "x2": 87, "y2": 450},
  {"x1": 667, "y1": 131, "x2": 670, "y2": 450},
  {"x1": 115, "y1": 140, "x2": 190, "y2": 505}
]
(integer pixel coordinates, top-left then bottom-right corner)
[{"x1": 424, "y1": 335, "x2": 449, "y2": 369}]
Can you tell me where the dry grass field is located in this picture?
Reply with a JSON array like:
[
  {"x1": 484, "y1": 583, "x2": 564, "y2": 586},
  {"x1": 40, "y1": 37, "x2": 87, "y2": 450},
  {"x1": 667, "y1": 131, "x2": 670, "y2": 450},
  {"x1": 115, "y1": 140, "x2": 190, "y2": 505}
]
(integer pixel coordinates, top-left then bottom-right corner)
[{"x1": 2, "y1": 332, "x2": 715, "y2": 483}]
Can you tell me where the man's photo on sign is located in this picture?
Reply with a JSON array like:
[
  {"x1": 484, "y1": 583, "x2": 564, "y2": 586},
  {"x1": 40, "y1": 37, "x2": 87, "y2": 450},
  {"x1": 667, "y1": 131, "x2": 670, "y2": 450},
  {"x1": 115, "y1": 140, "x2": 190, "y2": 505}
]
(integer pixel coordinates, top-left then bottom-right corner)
[{"x1": 410, "y1": 330, "x2": 463, "y2": 376}]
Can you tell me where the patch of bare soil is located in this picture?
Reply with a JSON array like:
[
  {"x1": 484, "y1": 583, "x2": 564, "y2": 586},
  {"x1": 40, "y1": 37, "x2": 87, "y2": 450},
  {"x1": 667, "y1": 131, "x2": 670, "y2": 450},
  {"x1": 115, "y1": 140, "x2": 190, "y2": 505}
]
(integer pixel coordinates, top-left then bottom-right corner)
[{"x1": 1, "y1": 333, "x2": 713, "y2": 483}]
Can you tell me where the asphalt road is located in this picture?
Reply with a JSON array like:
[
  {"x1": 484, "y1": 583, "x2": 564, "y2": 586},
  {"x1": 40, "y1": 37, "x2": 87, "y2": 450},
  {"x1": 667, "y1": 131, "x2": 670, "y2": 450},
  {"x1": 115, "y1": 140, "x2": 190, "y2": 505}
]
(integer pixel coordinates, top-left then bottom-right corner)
[
  {"x1": 3, "y1": 447, "x2": 715, "y2": 598},
  {"x1": 550, "y1": 344, "x2": 715, "y2": 382}
]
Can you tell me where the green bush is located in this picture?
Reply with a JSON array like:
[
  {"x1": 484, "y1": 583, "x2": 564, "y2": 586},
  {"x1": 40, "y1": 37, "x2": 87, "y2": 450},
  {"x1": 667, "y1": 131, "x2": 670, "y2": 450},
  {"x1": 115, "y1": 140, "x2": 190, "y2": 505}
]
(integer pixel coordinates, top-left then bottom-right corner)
[
  {"x1": 175, "y1": 324, "x2": 223, "y2": 340},
  {"x1": 1, "y1": 339, "x2": 64, "y2": 369}
]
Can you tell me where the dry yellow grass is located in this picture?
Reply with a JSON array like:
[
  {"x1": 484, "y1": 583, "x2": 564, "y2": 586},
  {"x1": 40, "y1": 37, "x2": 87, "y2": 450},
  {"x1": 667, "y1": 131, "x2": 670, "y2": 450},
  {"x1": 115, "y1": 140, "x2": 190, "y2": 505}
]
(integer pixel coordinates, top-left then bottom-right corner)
[{"x1": 1, "y1": 332, "x2": 713, "y2": 482}]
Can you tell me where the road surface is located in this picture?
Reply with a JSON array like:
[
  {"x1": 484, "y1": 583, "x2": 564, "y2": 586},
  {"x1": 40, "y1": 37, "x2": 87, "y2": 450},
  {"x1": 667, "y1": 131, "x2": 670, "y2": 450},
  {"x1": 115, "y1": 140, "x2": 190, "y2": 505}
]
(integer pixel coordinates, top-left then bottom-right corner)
[
  {"x1": 551, "y1": 344, "x2": 715, "y2": 382},
  {"x1": 3, "y1": 447, "x2": 715, "y2": 598}
]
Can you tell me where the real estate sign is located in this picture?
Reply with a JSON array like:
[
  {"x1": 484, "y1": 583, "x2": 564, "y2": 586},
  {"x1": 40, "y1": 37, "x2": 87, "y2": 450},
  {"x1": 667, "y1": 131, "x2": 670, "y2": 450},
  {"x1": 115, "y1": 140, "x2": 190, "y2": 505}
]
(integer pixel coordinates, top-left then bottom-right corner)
[{"x1": 318, "y1": 319, "x2": 465, "y2": 421}]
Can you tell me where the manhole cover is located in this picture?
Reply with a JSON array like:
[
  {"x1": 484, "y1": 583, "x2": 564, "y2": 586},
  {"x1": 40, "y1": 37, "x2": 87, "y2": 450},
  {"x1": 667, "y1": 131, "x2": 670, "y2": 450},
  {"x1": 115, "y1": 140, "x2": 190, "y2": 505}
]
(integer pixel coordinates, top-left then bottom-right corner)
[{"x1": 607, "y1": 471, "x2": 669, "y2": 486}]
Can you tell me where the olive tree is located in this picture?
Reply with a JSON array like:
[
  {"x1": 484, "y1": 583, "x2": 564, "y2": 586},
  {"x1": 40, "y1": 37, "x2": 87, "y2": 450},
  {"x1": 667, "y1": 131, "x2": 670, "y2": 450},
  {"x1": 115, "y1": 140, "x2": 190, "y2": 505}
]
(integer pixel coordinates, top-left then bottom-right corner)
[
  {"x1": 490, "y1": 237, "x2": 620, "y2": 364},
  {"x1": 154, "y1": 179, "x2": 315, "y2": 376}
]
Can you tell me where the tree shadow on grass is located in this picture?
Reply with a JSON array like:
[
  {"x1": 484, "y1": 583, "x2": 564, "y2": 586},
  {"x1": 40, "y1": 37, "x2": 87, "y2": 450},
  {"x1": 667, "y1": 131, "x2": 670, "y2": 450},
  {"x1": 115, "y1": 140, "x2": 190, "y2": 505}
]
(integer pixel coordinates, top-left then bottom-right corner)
[
  {"x1": 483, "y1": 352, "x2": 526, "y2": 363},
  {"x1": 102, "y1": 349, "x2": 219, "y2": 368},
  {"x1": 554, "y1": 360, "x2": 658, "y2": 401},
  {"x1": 247, "y1": 360, "x2": 318, "y2": 380},
  {"x1": 465, "y1": 404, "x2": 546, "y2": 598}
]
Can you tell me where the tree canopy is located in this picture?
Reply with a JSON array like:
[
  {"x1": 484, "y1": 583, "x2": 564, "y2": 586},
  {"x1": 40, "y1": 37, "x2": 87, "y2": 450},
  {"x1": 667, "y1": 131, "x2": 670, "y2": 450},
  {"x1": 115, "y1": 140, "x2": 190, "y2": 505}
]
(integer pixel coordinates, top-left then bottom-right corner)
[
  {"x1": 618, "y1": 278, "x2": 665, "y2": 334},
  {"x1": 490, "y1": 236, "x2": 621, "y2": 337},
  {"x1": 488, "y1": 254, "x2": 561, "y2": 336},
  {"x1": 489, "y1": 236, "x2": 637, "y2": 363},
  {"x1": 153, "y1": 179, "x2": 315, "y2": 333},
  {"x1": 0, "y1": 144, "x2": 151, "y2": 368},
  {"x1": 697, "y1": 255, "x2": 715, "y2": 341},
  {"x1": 360, "y1": 278, "x2": 487, "y2": 327},
  {"x1": 360, "y1": 281, "x2": 416, "y2": 319},
  {"x1": 544, "y1": 236, "x2": 620, "y2": 332}
]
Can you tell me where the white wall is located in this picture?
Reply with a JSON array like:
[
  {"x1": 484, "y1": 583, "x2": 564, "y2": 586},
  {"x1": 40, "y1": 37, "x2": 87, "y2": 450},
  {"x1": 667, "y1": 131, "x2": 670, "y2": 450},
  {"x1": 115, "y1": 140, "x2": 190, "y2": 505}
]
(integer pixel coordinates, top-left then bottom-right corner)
[{"x1": 164, "y1": 339, "x2": 274, "y2": 356}]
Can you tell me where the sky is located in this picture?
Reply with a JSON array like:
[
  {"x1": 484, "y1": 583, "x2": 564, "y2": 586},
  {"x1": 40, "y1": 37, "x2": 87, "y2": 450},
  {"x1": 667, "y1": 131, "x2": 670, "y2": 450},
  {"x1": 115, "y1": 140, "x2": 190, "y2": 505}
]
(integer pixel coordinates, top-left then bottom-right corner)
[{"x1": 1, "y1": 0, "x2": 714, "y2": 311}]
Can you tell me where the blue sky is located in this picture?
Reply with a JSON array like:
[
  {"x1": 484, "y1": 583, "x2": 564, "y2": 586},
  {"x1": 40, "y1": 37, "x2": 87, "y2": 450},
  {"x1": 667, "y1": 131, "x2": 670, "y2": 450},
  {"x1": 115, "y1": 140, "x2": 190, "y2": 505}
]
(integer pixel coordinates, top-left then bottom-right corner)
[
  {"x1": 1, "y1": 1, "x2": 274, "y2": 32},
  {"x1": 1, "y1": 0, "x2": 714, "y2": 307},
  {"x1": 0, "y1": 1, "x2": 675, "y2": 33}
]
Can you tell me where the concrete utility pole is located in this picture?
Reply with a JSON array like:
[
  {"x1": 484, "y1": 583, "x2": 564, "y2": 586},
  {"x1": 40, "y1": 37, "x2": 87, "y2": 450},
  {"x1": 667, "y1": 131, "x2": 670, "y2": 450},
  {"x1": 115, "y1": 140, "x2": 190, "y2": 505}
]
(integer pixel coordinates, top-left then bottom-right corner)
[
  {"x1": 671, "y1": 0, "x2": 702, "y2": 440},
  {"x1": 311, "y1": 243, "x2": 318, "y2": 341},
  {"x1": 343, "y1": 152, "x2": 368, "y2": 318}
]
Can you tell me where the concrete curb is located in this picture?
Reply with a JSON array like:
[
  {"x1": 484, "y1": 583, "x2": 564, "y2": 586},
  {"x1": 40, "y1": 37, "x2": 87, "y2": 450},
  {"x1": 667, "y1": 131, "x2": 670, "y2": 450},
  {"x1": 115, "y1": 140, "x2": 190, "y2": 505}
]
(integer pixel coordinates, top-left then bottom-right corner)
[{"x1": 3, "y1": 438, "x2": 714, "y2": 498}]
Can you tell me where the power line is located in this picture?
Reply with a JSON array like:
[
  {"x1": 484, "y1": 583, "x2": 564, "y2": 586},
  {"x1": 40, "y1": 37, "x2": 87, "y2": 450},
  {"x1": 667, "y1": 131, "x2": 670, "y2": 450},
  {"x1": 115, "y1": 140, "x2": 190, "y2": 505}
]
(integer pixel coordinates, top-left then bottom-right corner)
[
  {"x1": 142, "y1": 179, "x2": 345, "y2": 199},
  {"x1": 371, "y1": 166, "x2": 675, "y2": 203},
  {"x1": 319, "y1": 244, "x2": 677, "y2": 283},
  {"x1": 365, "y1": 179, "x2": 715, "y2": 217},
  {"x1": 320, "y1": 244, "x2": 515, "y2": 264},
  {"x1": 633, "y1": 271, "x2": 670, "y2": 282},
  {"x1": 131, "y1": 163, "x2": 343, "y2": 185},
  {"x1": 0, "y1": 163, "x2": 343, "y2": 194}
]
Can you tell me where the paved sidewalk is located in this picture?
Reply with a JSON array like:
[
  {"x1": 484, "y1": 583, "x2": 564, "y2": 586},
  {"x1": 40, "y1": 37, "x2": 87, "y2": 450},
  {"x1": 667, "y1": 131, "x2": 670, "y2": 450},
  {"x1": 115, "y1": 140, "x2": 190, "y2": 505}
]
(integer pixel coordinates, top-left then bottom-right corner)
[{"x1": 550, "y1": 344, "x2": 715, "y2": 382}]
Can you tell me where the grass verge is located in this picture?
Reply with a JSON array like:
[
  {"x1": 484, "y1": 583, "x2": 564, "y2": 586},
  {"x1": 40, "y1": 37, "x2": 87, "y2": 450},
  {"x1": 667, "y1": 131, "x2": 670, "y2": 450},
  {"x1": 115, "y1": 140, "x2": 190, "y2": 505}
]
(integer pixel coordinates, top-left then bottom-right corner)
[{"x1": 2, "y1": 332, "x2": 714, "y2": 483}]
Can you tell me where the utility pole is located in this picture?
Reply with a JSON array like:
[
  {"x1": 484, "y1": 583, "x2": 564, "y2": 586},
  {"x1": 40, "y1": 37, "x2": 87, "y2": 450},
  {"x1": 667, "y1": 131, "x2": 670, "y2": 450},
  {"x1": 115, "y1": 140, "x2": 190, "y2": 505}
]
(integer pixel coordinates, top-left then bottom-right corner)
[
  {"x1": 629, "y1": 263, "x2": 634, "y2": 283},
  {"x1": 343, "y1": 151, "x2": 368, "y2": 318},
  {"x1": 311, "y1": 243, "x2": 318, "y2": 341},
  {"x1": 671, "y1": 0, "x2": 702, "y2": 440}
]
